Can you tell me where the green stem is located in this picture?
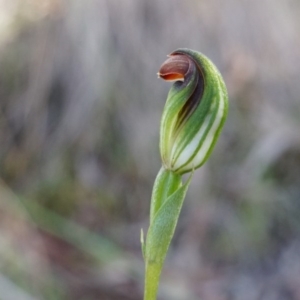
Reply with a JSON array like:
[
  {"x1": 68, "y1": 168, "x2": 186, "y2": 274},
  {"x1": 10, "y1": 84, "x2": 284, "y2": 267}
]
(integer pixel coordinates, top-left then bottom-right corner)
[{"x1": 144, "y1": 262, "x2": 161, "y2": 300}]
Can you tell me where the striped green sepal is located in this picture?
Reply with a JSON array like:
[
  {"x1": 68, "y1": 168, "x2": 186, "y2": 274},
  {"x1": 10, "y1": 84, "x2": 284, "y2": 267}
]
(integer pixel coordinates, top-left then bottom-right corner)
[{"x1": 158, "y1": 48, "x2": 228, "y2": 174}]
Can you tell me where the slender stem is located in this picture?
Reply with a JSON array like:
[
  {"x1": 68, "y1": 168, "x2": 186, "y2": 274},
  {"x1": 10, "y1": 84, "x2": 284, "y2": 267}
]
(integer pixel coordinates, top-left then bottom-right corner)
[{"x1": 144, "y1": 262, "x2": 162, "y2": 300}]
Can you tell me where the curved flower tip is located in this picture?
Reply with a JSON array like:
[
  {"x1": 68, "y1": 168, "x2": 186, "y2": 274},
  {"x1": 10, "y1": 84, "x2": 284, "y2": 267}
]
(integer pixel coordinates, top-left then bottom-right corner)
[
  {"x1": 158, "y1": 48, "x2": 228, "y2": 174},
  {"x1": 157, "y1": 55, "x2": 190, "y2": 82}
]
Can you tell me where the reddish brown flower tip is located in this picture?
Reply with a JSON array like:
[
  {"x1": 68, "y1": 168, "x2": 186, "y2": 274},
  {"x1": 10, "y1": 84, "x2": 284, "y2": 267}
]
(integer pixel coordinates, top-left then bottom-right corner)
[{"x1": 157, "y1": 54, "x2": 190, "y2": 82}]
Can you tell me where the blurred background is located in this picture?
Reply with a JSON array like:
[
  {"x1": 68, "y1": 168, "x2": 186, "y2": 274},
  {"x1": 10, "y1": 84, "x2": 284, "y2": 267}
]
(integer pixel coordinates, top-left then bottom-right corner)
[{"x1": 0, "y1": 0, "x2": 300, "y2": 299}]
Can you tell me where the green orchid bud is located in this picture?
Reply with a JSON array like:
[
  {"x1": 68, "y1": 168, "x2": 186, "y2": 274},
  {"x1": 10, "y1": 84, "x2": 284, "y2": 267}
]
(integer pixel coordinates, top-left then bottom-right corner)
[{"x1": 158, "y1": 48, "x2": 228, "y2": 174}]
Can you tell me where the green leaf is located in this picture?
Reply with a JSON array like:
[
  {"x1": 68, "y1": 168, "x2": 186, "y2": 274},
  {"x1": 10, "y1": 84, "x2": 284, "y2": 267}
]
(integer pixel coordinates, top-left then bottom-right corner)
[
  {"x1": 145, "y1": 174, "x2": 191, "y2": 265},
  {"x1": 149, "y1": 167, "x2": 181, "y2": 225}
]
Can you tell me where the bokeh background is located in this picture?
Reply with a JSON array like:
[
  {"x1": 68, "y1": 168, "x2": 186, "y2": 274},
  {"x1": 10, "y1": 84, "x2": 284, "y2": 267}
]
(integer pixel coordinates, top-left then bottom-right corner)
[{"x1": 1, "y1": 0, "x2": 300, "y2": 299}]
